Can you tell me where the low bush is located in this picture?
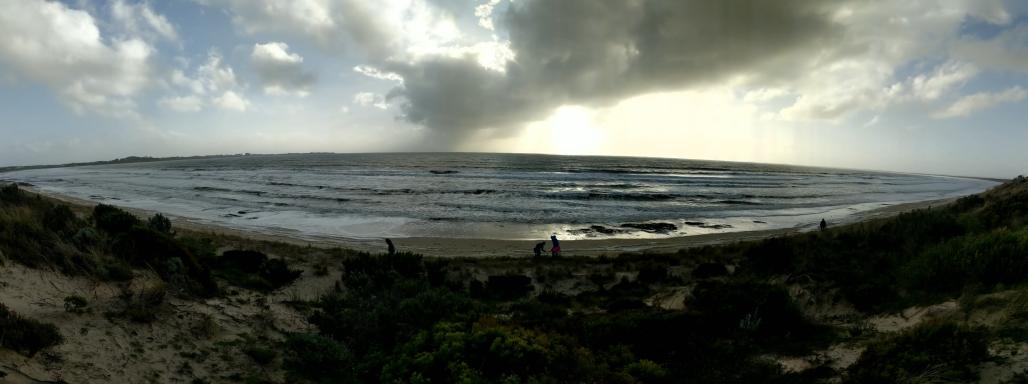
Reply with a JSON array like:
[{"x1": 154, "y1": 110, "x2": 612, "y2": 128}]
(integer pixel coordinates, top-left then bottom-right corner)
[
  {"x1": 214, "y1": 250, "x2": 301, "y2": 291},
  {"x1": 690, "y1": 280, "x2": 819, "y2": 348},
  {"x1": 283, "y1": 333, "x2": 352, "y2": 381},
  {"x1": 0, "y1": 302, "x2": 63, "y2": 356},
  {"x1": 219, "y1": 250, "x2": 268, "y2": 273},
  {"x1": 42, "y1": 204, "x2": 78, "y2": 235},
  {"x1": 113, "y1": 227, "x2": 217, "y2": 296},
  {"x1": 472, "y1": 274, "x2": 533, "y2": 301},
  {"x1": 845, "y1": 321, "x2": 989, "y2": 384},
  {"x1": 243, "y1": 344, "x2": 278, "y2": 366},
  {"x1": 64, "y1": 295, "x2": 89, "y2": 314},
  {"x1": 381, "y1": 322, "x2": 597, "y2": 383},
  {"x1": 116, "y1": 283, "x2": 168, "y2": 323},
  {"x1": 692, "y1": 262, "x2": 729, "y2": 279},
  {"x1": 636, "y1": 261, "x2": 669, "y2": 284},
  {"x1": 148, "y1": 213, "x2": 172, "y2": 234},
  {"x1": 92, "y1": 204, "x2": 140, "y2": 235},
  {"x1": 258, "y1": 258, "x2": 302, "y2": 288}
]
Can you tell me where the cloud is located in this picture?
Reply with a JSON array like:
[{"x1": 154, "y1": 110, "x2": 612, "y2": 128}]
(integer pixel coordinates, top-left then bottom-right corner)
[
  {"x1": 907, "y1": 61, "x2": 977, "y2": 101},
  {"x1": 199, "y1": 0, "x2": 463, "y2": 62},
  {"x1": 250, "y1": 42, "x2": 315, "y2": 96},
  {"x1": 111, "y1": 0, "x2": 179, "y2": 42},
  {"x1": 214, "y1": 90, "x2": 250, "y2": 111},
  {"x1": 353, "y1": 65, "x2": 403, "y2": 82},
  {"x1": 197, "y1": 0, "x2": 338, "y2": 43},
  {"x1": 934, "y1": 87, "x2": 1025, "y2": 118},
  {"x1": 778, "y1": 60, "x2": 978, "y2": 121},
  {"x1": 382, "y1": 0, "x2": 842, "y2": 144},
  {"x1": 196, "y1": 51, "x2": 239, "y2": 93},
  {"x1": 353, "y1": 92, "x2": 388, "y2": 109},
  {"x1": 474, "y1": 0, "x2": 502, "y2": 31},
  {"x1": 159, "y1": 95, "x2": 204, "y2": 112},
  {"x1": 186, "y1": 0, "x2": 1022, "y2": 144},
  {"x1": 0, "y1": 0, "x2": 153, "y2": 117}
]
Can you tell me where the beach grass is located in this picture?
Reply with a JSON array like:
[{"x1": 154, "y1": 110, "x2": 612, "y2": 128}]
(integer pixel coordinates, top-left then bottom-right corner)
[{"x1": 1, "y1": 177, "x2": 1028, "y2": 382}]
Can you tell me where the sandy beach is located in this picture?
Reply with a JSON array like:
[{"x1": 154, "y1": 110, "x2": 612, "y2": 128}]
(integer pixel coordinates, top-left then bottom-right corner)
[{"x1": 25, "y1": 186, "x2": 955, "y2": 258}]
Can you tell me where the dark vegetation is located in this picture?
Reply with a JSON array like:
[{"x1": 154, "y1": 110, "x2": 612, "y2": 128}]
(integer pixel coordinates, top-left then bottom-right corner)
[
  {"x1": 3, "y1": 177, "x2": 1028, "y2": 382},
  {"x1": 0, "y1": 183, "x2": 303, "y2": 329},
  {"x1": 0, "y1": 302, "x2": 62, "y2": 356},
  {"x1": 844, "y1": 322, "x2": 989, "y2": 384},
  {"x1": 0, "y1": 184, "x2": 302, "y2": 296},
  {"x1": 274, "y1": 177, "x2": 1028, "y2": 383},
  {"x1": 740, "y1": 178, "x2": 1028, "y2": 312}
]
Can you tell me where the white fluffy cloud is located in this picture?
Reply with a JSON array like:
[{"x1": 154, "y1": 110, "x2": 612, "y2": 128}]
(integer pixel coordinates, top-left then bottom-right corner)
[
  {"x1": 198, "y1": 0, "x2": 466, "y2": 63},
  {"x1": 250, "y1": 42, "x2": 315, "y2": 96},
  {"x1": 196, "y1": 52, "x2": 239, "y2": 93},
  {"x1": 352, "y1": 92, "x2": 387, "y2": 109},
  {"x1": 164, "y1": 51, "x2": 245, "y2": 112},
  {"x1": 159, "y1": 95, "x2": 204, "y2": 112},
  {"x1": 934, "y1": 87, "x2": 1026, "y2": 118},
  {"x1": 772, "y1": 1, "x2": 1008, "y2": 121},
  {"x1": 214, "y1": 90, "x2": 250, "y2": 111},
  {"x1": 111, "y1": 0, "x2": 179, "y2": 42},
  {"x1": 0, "y1": 0, "x2": 153, "y2": 117}
]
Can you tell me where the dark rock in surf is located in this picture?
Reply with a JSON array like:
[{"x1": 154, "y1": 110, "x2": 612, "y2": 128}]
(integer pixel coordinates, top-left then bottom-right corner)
[{"x1": 619, "y1": 222, "x2": 678, "y2": 233}]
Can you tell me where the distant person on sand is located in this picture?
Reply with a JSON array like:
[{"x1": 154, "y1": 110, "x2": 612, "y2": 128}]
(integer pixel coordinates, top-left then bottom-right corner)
[
  {"x1": 533, "y1": 241, "x2": 546, "y2": 257},
  {"x1": 385, "y1": 238, "x2": 395, "y2": 255},
  {"x1": 820, "y1": 218, "x2": 827, "y2": 231},
  {"x1": 550, "y1": 234, "x2": 561, "y2": 257}
]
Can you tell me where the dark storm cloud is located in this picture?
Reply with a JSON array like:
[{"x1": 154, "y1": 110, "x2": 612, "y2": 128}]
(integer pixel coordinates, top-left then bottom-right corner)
[{"x1": 386, "y1": 0, "x2": 842, "y2": 145}]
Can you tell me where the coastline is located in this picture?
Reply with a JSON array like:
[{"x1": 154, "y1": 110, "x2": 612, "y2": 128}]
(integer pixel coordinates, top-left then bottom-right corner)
[{"x1": 24, "y1": 186, "x2": 960, "y2": 258}]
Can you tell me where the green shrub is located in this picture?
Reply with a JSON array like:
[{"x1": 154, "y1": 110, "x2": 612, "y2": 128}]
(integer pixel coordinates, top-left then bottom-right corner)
[
  {"x1": 92, "y1": 204, "x2": 140, "y2": 235},
  {"x1": 258, "y1": 258, "x2": 302, "y2": 288},
  {"x1": 474, "y1": 274, "x2": 533, "y2": 301},
  {"x1": 42, "y1": 204, "x2": 78, "y2": 235},
  {"x1": 903, "y1": 228, "x2": 1028, "y2": 299},
  {"x1": 690, "y1": 280, "x2": 820, "y2": 349},
  {"x1": 381, "y1": 322, "x2": 596, "y2": 384},
  {"x1": 214, "y1": 250, "x2": 301, "y2": 291},
  {"x1": 636, "y1": 261, "x2": 669, "y2": 284},
  {"x1": 113, "y1": 227, "x2": 217, "y2": 296},
  {"x1": 243, "y1": 344, "x2": 278, "y2": 366},
  {"x1": 218, "y1": 250, "x2": 268, "y2": 273},
  {"x1": 283, "y1": 333, "x2": 351, "y2": 382},
  {"x1": 116, "y1": 283, "x2": 168, "y2": 323},
  {"x1": 64, "y1": 295, "x2": 88, "y2": 314},
  {"x1": 845, "y1": 322, "x2": 989, "y2": 384},
  {"x1": 0, "y1": 302, "x2": 63, "y2": 356},
  {"x1": 340, "y1": 252, "x2": 426, "y2": 294},
  {"x1": 624, "y1": 359, "x2": 669, "y2": 383},
  {"x1": 148, "y1": 213, "x2": 172, "y2": 234}
]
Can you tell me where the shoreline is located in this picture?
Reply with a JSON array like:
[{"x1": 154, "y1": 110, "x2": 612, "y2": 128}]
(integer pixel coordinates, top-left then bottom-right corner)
[{"x1": 22, "y1": 186, "x2": 960, "y2": 258}]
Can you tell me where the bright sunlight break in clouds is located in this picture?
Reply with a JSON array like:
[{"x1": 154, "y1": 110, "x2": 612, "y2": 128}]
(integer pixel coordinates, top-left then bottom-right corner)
[{"x1": 2, "y1": 0, "x2": 1028, "y2": 177}]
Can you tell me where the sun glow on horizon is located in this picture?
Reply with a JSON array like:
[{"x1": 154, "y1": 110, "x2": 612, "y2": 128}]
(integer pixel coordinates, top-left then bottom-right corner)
[{"x1": 546, "y1": 106, "x2": 604, "y2": 155}]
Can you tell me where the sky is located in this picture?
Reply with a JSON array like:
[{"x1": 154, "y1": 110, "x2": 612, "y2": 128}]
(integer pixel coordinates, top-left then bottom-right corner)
[{"x1": 1, "y1": 1, "x2": 1027, "y2": 178}]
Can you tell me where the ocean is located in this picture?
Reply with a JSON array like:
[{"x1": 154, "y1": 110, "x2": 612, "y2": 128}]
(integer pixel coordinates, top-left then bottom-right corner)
[{"x1": 1, "y1": 153, "x2": 998, "y2": 241}]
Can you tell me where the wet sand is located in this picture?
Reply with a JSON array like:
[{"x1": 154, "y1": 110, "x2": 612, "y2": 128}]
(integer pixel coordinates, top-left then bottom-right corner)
[{"x1": 24, "y1": 186, "x2": 955, "y2": 258}]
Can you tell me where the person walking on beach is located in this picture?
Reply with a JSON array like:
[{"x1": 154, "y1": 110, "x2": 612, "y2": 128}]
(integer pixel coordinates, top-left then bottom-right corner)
[
  {"x1": 385, "y1": 238, "x2": 396, "y2": 255},
  {"x1": 533, "y1": 241, "x2": 546, "y2": 257},
  {"x1": 550, "y1": 234, "x2": 561, "y2": 257},
  {"x1": 819, "y1": 218, "x2": 827, "y2": 232}
]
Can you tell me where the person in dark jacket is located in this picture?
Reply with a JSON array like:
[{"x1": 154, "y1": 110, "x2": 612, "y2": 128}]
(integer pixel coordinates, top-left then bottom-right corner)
[
  {"x1": 533, "y1": 241, "x2": 546, "y2": 257},
  {"x1": 385, "y1": 238, "x2": 396, "y2": 255},
  {"x1": 819, "y1": 218, "x2": 827, "y2": 232}
]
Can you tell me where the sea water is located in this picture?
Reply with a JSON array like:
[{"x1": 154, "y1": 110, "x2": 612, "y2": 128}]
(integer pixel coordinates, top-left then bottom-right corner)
[{"x1": 2, "y1": 153, "x2": 998, "y2": 241}]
